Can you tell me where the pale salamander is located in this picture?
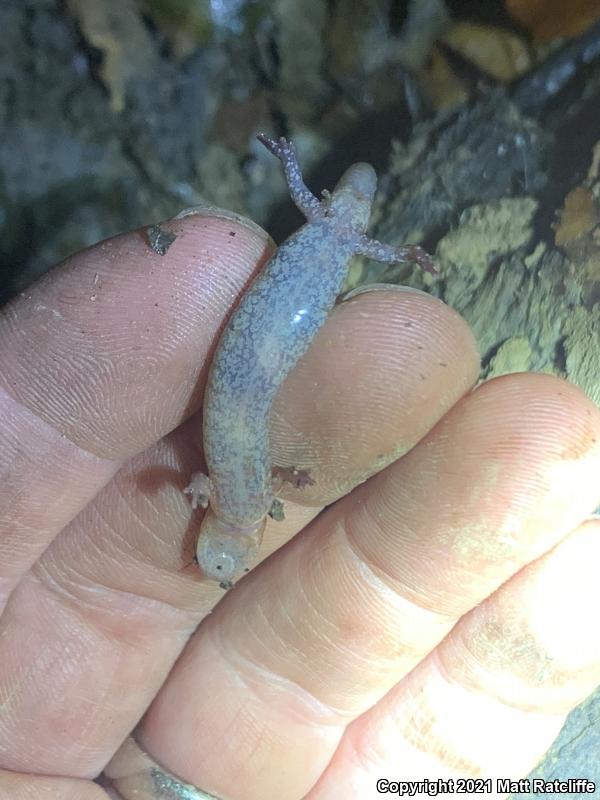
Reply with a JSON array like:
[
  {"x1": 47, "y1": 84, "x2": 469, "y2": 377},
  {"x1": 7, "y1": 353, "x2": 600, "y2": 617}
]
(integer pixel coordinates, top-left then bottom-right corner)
[{"x1": 184, "y1": 134, "x2": 435, "y2": 588}]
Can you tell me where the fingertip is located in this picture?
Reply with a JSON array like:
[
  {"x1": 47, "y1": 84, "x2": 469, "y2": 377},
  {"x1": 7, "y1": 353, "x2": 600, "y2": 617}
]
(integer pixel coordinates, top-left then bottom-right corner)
[
  {"x1": 172, "y1": 204, "x2": 273, "y2": 247},
  {"x1": 0, "y1": 208, "x2": 274, "y2": 462},
  {"x1": 270, "y1": 287, "x2": 480, "y2": 507}
]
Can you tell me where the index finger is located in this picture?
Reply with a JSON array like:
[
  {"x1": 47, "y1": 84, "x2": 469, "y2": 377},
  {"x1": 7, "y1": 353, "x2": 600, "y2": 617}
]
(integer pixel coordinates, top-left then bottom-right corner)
[{"x1": 0, "y1": 208, "x2": 272, "y2": 605}]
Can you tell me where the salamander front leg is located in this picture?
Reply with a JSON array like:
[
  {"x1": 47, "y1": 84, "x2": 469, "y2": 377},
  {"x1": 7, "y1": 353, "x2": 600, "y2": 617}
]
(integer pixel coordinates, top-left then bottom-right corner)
[
  {"x1": 272, "y1": 465, "x2": 316, "y2": 489},
  {"x1": 183, "y1": 472, "x2": 213, "y2": 510},
  {"x1": 268, "y1": 466, "x2": 316, "y2": 521}
]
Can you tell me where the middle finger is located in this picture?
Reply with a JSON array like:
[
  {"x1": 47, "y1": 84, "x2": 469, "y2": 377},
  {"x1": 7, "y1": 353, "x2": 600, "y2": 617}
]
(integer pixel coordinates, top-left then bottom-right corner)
[{"x1": 134, "y1": 374, "x2": 600, "y2": 800}]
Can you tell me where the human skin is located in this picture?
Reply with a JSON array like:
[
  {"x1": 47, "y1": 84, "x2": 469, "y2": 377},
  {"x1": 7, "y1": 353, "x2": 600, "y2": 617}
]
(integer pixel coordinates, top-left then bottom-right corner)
[{"x1": 0, "y1": 210, "x2": 599, "y2": 800}]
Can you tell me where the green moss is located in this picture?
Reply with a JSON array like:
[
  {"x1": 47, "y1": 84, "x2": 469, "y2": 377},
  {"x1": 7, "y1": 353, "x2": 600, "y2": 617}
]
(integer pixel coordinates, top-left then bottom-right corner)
[{"x1": 142, "y1": 0, "x2": 213, "y2": 43}]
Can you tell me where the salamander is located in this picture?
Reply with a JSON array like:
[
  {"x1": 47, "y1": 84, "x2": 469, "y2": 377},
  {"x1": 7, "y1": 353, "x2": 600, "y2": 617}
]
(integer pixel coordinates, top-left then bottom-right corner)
[{"x1": 184, "y1": 134, "x2": 435, "y2": 588}]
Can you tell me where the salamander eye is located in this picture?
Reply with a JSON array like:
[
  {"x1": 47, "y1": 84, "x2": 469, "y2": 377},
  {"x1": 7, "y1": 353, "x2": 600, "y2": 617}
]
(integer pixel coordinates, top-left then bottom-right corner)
[
  {"x1": 195, "y1": 513, "x2": 265, "y2": 588},
  {"x1": 196, "y1": 534, "x2": 247, "y2": 588}
]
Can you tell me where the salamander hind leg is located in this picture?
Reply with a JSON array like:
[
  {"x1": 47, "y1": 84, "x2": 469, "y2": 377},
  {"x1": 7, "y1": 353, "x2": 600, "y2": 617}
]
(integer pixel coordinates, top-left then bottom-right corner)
[
  {"x1": 352, "y1": 235, "x2": 437, "y2": 274},
  {"x1": 183, "y1": 472, "x2": 213, "y2": 510},
  {"x1": 256, "y1": 133, "x2": 322, "y2": 220}
]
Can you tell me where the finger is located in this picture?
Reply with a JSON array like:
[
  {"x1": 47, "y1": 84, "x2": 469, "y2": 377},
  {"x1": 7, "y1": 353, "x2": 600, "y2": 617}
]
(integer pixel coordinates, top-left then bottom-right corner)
[
  {"x1": 1, "y1": 287, "x2": 475, "y2": 777},
  {"x1": 0, "y1": 767, "x2": 108, "y2": 800},
  {"x1": 309, "y1": 518, "x2": 600, "y2": 796},
  {"x1": 270, "y1": 287, "x2": 478, "y2": 505},
  {"x1": 0, "y1": 209, "x2": 271, "y2": 604},
  {"x1": 123, "y1": 374, "x2": 600, "y2": 799}
]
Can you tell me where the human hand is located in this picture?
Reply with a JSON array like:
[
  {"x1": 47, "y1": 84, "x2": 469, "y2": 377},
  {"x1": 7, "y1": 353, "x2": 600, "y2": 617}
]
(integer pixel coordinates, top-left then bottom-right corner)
[{"x1": 1, "y1": 209, "x2": 599, "y2": 800}]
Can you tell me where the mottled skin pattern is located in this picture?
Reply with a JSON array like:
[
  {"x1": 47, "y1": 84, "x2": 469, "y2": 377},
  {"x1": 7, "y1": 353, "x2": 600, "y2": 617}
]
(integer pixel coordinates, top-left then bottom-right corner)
[{"x1": 185, "y1": 135, "x2": 434, "y2": 588}]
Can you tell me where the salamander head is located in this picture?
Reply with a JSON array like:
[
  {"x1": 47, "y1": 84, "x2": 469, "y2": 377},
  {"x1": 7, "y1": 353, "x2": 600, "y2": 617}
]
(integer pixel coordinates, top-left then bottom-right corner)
[
  {"x1": 195, "y1": 510, "x2": 266, "y2": 588},
  {"x1": 328, "y1": 162, "x2": 377, "y2": 232}
]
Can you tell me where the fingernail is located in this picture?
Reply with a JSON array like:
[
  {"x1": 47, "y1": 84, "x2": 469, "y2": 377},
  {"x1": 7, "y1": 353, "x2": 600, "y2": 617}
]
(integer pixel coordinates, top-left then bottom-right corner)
[
  {"x1": 339, "y1": 283, "x2": 432, "y2": 303},
  {"x1": 174, "y1": 205, "x2": 270, "y2": 241}
]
